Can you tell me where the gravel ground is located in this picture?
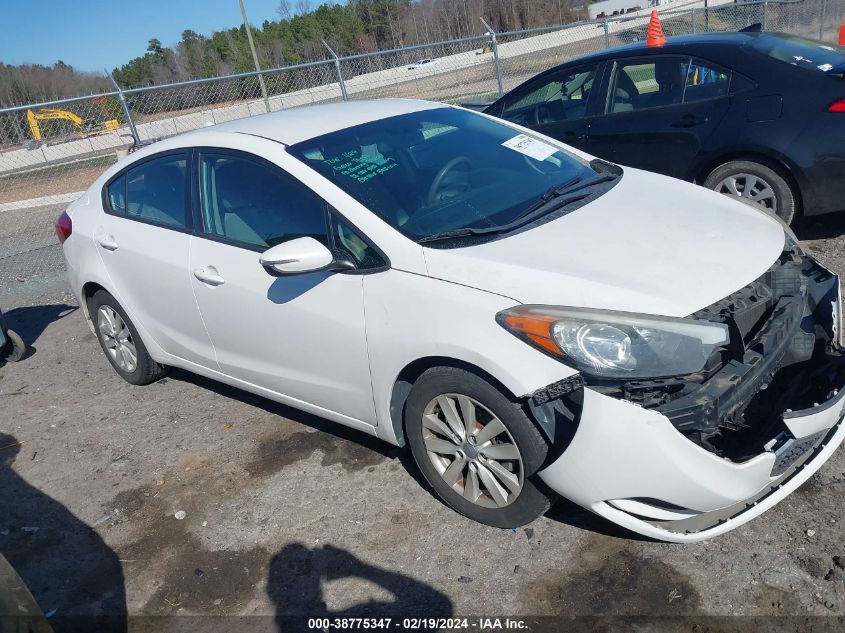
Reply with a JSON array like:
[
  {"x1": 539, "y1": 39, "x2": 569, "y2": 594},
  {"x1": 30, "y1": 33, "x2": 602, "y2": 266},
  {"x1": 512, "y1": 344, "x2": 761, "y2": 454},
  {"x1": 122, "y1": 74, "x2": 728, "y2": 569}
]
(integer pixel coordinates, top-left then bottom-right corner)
[{"x1": 1, "y1": 206, "x2": 844, "y2": 632}]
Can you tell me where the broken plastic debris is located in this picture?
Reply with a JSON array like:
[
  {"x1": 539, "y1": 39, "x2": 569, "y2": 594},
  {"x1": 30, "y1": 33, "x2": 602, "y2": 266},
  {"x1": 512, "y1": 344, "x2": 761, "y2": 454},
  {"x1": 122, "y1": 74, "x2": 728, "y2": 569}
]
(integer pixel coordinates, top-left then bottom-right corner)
[
  {"x1": 93, "y1": 509, "x2": 119, "y2": 527},
  {"x1": 174, "y1": 510, "x2": 187, "y2": 520}
]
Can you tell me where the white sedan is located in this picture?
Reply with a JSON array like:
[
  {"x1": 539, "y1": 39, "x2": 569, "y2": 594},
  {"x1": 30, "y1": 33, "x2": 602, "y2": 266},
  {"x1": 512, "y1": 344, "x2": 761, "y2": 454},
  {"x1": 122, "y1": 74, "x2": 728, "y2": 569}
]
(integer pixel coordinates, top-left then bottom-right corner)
[
  {"x1": 408, "y1": 58, "x2": 440, "y2": 70},
  {"x1": 56, "y1": 99, "x2": 845, "y2": 542}
]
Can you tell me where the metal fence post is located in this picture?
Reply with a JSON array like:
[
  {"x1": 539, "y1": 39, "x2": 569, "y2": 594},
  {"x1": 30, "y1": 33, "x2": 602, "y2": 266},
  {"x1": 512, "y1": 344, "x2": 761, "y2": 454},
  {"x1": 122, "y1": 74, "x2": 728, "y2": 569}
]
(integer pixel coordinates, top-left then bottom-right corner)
[
  {"x1": 480, "y1": 18, "x2": 504, "y2": 98},
  {"x1": 603, "y1": 19, "x2": 610, "y2": 48},
  {"x1": 239, "y1": 0, "x2": 270, "y2": 113},
  {"x1": 691, "y1": 7, "x2": 697, "y2": 35},
  {"x1": 762, "y1": 0, "x2": 768, "y2": 32},
  {"x1": 106, "y1": 72, "x2": 141, "y2": 147},
  {"x1": 322, "y1": 40, "x2": 349, "y2": 102},
  {"x1": 820, "y1": 0, "x2": 828, "y2": 41}
]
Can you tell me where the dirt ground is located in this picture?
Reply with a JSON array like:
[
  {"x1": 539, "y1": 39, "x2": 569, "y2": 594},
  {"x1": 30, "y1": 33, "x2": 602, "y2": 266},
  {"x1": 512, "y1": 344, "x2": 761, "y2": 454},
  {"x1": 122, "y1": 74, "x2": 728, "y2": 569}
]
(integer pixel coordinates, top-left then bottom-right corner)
[{"x1": 1, "y1": 205, "x2": 845, "y2": 632}]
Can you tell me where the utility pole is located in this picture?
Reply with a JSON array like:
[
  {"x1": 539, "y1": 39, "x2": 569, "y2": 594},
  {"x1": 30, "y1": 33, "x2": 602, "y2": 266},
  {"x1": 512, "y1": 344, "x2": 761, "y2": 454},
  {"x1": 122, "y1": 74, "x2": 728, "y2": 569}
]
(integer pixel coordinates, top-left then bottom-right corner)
[{"x1": 238, "y1": 0, "x2": 270, "y2": 112}]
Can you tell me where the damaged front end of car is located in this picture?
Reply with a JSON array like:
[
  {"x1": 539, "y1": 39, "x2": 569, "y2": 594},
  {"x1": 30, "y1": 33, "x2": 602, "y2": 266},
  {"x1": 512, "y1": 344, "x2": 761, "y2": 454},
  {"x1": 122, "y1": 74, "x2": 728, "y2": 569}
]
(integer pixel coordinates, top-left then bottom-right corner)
[
  {"x1": 595, "y1": 239, "x2": 844, "y2": 467},
  {"x1": 499, "y1": 235, "x2": 845, "y2": 541}
]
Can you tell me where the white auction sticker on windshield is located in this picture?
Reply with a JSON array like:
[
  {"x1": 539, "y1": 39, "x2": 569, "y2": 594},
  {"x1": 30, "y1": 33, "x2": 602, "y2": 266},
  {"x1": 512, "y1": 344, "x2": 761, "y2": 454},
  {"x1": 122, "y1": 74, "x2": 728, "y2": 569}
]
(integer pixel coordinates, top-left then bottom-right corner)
[{"x1": 502, "y1": 134, "x2": 557, "y2": 161}]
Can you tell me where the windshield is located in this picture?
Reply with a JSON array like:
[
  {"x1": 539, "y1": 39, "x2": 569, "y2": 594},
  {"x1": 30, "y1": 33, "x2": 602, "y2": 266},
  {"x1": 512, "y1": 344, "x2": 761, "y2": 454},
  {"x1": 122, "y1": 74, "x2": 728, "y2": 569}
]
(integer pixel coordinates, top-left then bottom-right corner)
[
  {"x1": 288, "y1": 107, "x2": 610, "y2": 243},
  {"x1": 751, "y1": 34, "x2": 845, "y2": 73}
]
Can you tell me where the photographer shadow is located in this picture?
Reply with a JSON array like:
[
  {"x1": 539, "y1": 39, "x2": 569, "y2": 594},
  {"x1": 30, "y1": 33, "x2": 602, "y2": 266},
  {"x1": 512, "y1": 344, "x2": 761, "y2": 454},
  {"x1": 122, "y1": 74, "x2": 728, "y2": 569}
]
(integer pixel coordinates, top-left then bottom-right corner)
[
  {"x1": 0, "y1": 433, "x2": 126, "y2": 633},
  {"x1": 267, "y1": 543, "x2": 452, "y2": 632}
]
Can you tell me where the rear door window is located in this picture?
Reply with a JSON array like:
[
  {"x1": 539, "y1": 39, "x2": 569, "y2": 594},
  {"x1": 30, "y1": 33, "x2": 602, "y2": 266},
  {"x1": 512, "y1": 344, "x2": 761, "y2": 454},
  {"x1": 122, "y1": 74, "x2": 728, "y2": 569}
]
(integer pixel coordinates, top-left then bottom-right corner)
[
  {"x1": 609, "y1": 57, "x2": 689, "y2": 113},
  {"x1": 106, "y1": 175, "x2": 126, "y2": 215},
  {"x1": 125, "y1": 154, "x2": 188, "y2": 228}
]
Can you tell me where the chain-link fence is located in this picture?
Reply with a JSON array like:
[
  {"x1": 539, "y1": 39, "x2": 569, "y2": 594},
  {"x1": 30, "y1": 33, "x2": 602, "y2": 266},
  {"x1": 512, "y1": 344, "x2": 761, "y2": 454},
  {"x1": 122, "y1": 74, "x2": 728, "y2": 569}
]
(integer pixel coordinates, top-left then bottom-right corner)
[{"x1": 1, "y1": 0, "x2": 842, "y2": 300}]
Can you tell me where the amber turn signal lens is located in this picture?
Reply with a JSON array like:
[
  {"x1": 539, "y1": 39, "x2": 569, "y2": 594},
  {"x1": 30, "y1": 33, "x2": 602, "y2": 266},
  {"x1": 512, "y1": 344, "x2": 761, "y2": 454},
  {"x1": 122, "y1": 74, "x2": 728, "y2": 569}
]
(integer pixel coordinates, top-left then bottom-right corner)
[{"x1": 501, "y1": 313, "x2": 563, "y2": 358}]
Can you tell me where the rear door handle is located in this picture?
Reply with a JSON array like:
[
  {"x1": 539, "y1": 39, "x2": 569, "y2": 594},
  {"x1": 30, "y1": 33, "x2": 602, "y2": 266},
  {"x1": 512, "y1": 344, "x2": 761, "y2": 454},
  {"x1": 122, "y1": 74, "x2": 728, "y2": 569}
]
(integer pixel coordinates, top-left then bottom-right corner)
[
  {"x1": 193, "y1": 266, "x2": 225, "y2": 287},
  {"x1": 675, "y1": 113, "x2": 708, "y2": 128},
  {"x1": 96, "y1": 236, "x2": 119, "y2": 251}
]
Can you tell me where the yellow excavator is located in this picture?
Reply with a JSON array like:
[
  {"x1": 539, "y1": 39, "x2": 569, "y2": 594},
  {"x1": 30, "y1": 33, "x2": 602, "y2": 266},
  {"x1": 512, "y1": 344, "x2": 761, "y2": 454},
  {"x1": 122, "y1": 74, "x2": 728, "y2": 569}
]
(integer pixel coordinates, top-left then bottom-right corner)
[{"x1": 26, "y1": 106, "x2": 119, "y2": 142}]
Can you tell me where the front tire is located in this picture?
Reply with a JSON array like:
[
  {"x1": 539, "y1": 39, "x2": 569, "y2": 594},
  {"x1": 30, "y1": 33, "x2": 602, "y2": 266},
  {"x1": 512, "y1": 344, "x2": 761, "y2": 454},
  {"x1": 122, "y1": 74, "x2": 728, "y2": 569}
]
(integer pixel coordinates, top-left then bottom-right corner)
[
  {"x1": 405, "y1": 367, "x2": 552, "y2": 528},
  {"x1": 90, "y1": 290, "x2": 167, "y2": 385},
  {"x1": 703, "y1": 160, "x2": 797, "y2": 224}
]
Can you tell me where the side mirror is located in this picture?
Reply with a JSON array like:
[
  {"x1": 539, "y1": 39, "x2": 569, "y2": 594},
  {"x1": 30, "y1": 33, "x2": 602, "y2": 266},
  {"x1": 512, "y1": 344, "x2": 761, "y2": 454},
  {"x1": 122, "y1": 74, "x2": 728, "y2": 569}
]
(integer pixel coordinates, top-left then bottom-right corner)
[{"x1": 259, "y1": 237, "x2": 355, "y2": 275}]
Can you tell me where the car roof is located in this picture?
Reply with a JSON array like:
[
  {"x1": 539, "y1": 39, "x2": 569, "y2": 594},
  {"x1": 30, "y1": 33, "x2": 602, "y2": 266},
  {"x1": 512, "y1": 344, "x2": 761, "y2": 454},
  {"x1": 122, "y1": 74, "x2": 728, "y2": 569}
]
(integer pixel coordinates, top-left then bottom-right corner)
[
  {"x1": 567, "y1": 30, "x2": 767, "y2": 64},
  {"x1": 192, "y1": 98, "x2": 445, "y2": 145}
]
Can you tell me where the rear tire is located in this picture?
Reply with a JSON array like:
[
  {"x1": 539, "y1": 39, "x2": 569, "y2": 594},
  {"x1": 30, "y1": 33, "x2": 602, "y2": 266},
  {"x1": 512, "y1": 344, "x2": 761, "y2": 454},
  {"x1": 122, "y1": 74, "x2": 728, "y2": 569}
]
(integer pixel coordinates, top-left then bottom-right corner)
[
  {"x1": 703, "y1": 160, "x2": 797, "y2": 224},
  {"x1": 405, "y1": 367, "x2": 552, "y2": 528},
  {"x1": 90, "y1": 290, "x2": 167, "y2": 385}
]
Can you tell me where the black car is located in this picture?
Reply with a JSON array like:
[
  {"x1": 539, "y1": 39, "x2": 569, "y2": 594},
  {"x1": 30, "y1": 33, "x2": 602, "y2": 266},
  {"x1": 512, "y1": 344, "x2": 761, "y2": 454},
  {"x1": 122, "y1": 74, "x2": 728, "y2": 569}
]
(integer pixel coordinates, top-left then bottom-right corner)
[{"x1": 484, "y1": 32, "x2": 845, "y2": 224}]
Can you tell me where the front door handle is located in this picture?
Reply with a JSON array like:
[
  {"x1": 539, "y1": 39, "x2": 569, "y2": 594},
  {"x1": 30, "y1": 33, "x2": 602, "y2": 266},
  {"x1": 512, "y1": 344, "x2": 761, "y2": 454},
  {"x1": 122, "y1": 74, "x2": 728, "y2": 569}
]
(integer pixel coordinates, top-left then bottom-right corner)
[
  {"x1": 96, "y1": 235, "x2": 119, "y2": 251},
  {"x1": 674, "y1": 113, "x2": 708, "y2": 128},
  {"x1": 193, "y1": 266, "x2": 225, "y2": 287}
]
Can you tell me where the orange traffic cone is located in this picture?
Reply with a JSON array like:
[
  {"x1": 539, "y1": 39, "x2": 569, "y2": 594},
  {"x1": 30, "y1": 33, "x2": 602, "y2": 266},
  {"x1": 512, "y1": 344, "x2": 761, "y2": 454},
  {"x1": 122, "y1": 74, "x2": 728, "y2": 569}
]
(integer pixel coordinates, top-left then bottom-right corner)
[
  {"x1": 646, "y1": 10, "x2": 666, "y2": 48},
  {"x1": 839, "y1": 24, "x2": 845, "y2": 46}
]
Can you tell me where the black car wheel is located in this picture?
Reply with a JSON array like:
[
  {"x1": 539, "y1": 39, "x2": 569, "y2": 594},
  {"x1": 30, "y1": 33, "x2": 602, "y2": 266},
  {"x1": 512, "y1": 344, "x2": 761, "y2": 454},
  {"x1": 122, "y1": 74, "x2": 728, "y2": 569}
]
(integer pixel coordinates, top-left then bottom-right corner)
[
  {"x1": 405, "y1": 367, "x2": 552, "y2": 528},
  {"x1": 704, "y1": 160, "x2": 797, "y2": 224}
]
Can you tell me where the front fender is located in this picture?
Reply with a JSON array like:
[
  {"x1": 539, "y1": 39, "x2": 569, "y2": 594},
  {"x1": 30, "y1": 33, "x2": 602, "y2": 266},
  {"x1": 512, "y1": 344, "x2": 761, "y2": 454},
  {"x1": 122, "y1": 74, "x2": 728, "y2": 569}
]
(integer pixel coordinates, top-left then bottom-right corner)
[{"x1": 363, "y1": 270, "x2": 577, "y2": 446}]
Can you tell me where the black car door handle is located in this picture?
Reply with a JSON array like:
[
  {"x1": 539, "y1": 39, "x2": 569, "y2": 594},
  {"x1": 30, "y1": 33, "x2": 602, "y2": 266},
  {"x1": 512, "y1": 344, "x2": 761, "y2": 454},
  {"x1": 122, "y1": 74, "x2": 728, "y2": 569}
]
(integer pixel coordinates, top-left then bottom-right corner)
[{"x1": 674, "y1": 113, "x2": 709, "y2": 128}]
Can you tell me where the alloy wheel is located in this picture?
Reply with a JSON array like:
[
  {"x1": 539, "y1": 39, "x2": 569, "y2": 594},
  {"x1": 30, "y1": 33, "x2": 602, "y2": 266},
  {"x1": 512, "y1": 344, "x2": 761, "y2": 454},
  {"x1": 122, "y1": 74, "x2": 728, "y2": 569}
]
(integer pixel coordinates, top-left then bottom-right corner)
[
  {"x1": 422, "y1": 394, "x2": 524, "y2": 508},
  {"x1": 714, "y1": 173, "x2": 778, "y2": 213},
  {"x1": 97, "y1": 306, "x2": 137, "y2": 373}
]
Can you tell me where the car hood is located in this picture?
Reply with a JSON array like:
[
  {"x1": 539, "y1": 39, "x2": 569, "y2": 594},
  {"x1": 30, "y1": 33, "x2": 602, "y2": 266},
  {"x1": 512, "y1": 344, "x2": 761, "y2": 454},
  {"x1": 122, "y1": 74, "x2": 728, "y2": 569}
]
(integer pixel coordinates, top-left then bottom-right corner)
[{"x1": 422, "y1": 168, "x2": 787, "y2": 317}]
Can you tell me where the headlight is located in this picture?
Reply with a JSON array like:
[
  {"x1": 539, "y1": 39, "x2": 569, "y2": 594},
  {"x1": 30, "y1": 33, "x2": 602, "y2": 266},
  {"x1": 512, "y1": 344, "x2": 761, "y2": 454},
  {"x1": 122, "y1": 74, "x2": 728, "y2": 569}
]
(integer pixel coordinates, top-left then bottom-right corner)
[{"x1": 497, "y1": 306, "x2": 729, "y2": 379}]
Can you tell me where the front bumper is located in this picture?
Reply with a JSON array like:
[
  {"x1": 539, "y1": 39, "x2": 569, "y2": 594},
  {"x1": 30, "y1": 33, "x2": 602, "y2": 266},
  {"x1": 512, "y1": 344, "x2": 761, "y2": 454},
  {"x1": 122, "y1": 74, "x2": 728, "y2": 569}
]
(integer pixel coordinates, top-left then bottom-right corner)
[
  {"x1": 538, "y1": 386, "x2": 845, "y2": 542},
  {"x1": 537, "y1": 257, "x2": 844, "y2": 542}
]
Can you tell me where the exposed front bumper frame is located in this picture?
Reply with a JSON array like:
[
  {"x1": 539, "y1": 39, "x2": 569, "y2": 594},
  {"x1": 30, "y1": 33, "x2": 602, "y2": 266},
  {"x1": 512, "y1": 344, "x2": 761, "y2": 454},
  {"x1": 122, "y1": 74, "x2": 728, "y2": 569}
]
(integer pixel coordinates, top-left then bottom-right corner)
[{"x1": 537, "y1": 262, "x2": 844, "y2": 543}]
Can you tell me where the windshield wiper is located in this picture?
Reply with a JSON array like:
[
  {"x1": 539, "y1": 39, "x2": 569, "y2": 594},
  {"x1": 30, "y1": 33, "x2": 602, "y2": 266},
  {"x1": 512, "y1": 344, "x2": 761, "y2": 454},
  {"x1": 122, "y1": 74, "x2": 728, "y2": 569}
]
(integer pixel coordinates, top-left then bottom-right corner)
[
  {"x1": 417, "y1": 226, "x2": 503, "y2": 243},
  {"x1": 417, "y1": 171, "x2": 620, "y2": 245},
  {"x1": 507, "y1": 171, "x2": 619, "y2": 225}
]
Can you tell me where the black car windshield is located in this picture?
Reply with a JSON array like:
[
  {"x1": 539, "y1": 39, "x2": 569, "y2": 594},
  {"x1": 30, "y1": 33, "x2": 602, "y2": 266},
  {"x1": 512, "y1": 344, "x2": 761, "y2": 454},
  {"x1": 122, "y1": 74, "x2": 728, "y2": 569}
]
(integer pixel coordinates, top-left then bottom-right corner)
[
  {"x1": 288, "y1": 107, "x2": 612, "y2": 243},
  {"x1": 751, "y1": 34, "x2": 845, "y2": 73}
]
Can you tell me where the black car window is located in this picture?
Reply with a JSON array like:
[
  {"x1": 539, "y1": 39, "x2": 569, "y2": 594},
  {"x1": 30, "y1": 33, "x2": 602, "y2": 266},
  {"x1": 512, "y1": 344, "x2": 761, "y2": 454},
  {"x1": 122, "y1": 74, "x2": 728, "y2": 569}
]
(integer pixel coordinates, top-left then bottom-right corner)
[
  {"x1": 609, "y1": 57, "x2": 689, "y2": 113},
  {"x1": 751, "y1": 35, "x2": 845, "y2": 73},
  {"x1": 501, "y1": 64, "x2": 599, "y2": 125},
  {"x1": 125, "y1": 155, "x2": 188, "y2": 228},
  {"x1": 198, "y1": 152, "x2": 328, "y2": 250},
  {"x1": 106, "y1": 175, "x2": 126, "y2": 215},
  {"x1": 683, "y1": 59, "x2": 730, "y2": 103},
  {"x1": 330, "y1": 215, "x2": 385, "y2": 270}
]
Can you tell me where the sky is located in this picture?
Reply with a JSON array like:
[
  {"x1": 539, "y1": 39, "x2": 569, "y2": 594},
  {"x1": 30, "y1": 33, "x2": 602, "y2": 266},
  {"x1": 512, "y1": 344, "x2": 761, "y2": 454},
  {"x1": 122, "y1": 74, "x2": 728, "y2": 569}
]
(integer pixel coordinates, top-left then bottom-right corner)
[{"x1": 0, "y1": 0, "x2": 328, "y2": 73}]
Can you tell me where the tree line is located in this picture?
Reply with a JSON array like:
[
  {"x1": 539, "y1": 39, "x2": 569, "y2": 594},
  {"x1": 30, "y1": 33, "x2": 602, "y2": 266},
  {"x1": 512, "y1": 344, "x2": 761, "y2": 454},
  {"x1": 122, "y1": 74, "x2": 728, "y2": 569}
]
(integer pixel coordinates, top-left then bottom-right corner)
[
  {"x1": 112, "y1": 0, "x2": 587, "y2": 88},
  {"x1": 0, "y1": 61, "x2": 111, "y2": 109}
]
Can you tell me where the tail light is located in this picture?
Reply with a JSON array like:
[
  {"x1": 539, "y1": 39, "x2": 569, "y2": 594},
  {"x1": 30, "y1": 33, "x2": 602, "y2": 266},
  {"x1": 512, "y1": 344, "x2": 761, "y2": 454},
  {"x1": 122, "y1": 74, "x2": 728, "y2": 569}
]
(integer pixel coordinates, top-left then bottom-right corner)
[
  {"x1": 54, "y1": 211, "x2": 72, "y2": 243},
  {"x1": 827, "y1": 99, "x2": 845, "y2": 112}
]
